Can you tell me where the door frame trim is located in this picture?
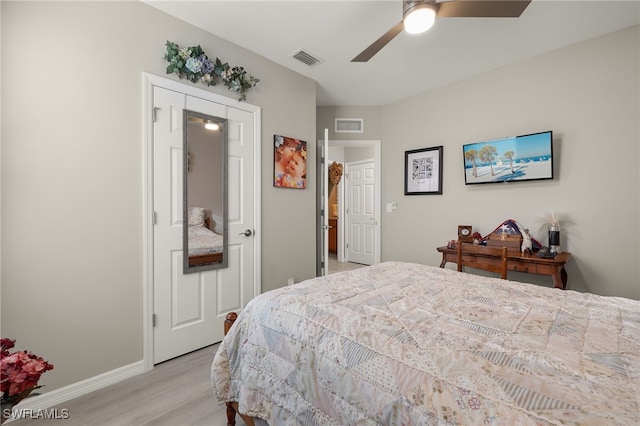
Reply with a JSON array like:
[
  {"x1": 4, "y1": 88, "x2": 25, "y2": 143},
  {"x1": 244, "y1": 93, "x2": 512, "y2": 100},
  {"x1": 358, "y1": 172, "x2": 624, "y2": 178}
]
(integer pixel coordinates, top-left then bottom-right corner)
[{"x1": 142, "y1": 73, "x2": 261, "y2": 371}]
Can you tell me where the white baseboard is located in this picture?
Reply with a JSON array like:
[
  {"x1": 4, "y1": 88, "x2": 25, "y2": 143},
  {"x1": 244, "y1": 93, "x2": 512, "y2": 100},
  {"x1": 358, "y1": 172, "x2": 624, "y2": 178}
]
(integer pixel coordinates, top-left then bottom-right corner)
[{"x1": 8, "y1": 360, "x2": 145, "y2": 416}]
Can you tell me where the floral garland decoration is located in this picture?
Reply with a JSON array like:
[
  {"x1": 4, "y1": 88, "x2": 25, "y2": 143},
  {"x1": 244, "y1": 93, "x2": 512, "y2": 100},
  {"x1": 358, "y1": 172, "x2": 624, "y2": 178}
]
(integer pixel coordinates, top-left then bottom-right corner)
[{"x1": 164, "y1": 41, "x2": 259, "y2": 101}]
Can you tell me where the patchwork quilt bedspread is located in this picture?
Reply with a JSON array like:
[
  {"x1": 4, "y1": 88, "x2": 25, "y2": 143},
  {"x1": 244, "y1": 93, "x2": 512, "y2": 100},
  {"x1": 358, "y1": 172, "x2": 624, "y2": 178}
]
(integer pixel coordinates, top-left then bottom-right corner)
[
  {"x1": 187, "y1": 225, "x2": 223, "y2": 256},
  {"x1": 212, "y1": 261, "x2": 640, "y2": 425}
]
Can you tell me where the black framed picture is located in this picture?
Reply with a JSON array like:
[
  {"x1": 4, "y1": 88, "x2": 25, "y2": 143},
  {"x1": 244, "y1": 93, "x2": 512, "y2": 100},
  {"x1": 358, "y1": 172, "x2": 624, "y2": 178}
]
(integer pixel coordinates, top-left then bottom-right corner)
[{"x1": 404, "y1": 146, "x2": 443, "y2": 195}]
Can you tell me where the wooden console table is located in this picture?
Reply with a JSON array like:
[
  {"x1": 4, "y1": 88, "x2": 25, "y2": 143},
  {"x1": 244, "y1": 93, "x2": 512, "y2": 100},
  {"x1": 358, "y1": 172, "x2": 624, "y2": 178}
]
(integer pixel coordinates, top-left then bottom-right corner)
[{"x1": 437, "y1": 246, "x2": 572, "y2": 289}]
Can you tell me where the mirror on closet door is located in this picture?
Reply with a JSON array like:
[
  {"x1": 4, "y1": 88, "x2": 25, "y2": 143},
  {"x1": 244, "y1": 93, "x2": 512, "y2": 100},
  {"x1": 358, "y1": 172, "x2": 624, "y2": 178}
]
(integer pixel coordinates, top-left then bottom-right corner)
[{"x1": 183, "y1": 109, "x2": 228, "y2": 273}]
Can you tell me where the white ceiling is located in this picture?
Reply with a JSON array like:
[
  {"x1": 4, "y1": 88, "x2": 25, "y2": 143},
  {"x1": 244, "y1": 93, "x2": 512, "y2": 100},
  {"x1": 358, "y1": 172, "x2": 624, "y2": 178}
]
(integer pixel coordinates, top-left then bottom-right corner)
[{"x1": 145, "y1": 0, "x2": 640, "y2": 106}]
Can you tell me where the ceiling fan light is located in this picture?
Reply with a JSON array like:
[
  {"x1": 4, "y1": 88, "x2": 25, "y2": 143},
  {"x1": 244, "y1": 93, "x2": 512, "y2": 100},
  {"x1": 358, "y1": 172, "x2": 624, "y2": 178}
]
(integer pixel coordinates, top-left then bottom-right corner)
[{"x1": 403, "y1": 3, "x2": 436, "y2": 34}]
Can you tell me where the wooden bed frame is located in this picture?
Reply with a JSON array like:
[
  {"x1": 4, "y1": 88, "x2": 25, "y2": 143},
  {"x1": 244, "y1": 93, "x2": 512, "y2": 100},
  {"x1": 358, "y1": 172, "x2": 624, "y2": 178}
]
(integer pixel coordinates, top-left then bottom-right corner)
[{"x1": 188, "y1": 251, "x2": 223, "y2": 267}]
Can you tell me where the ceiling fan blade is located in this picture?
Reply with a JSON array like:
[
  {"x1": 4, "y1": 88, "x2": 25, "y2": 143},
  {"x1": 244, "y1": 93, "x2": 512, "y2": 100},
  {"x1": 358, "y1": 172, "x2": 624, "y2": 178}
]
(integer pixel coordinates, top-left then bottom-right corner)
[
  {"x1": 352, "y1": 21, "x2": 404, "y2": 62},
  {"x1": 437, "y1": 0, "x2": 531, "y2": 18}
]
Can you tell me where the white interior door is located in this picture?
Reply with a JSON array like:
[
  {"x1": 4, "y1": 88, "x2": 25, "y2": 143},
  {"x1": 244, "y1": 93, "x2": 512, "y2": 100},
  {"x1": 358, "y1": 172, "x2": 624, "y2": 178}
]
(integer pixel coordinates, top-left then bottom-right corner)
[
  {"x1": 223, "y1": 105, "x2": 256, "y2": 308},
  {"x1": 346, "y1": 160, "x2": 376, "y2": 265},
  {"x1": 152, "y1": 87, "x2": 255, "y2": 363}
]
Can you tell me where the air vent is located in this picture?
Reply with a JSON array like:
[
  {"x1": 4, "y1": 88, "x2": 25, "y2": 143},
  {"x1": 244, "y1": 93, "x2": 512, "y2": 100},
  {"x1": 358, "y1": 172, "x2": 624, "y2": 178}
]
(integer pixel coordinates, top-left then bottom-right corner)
[
  {"x1": 335, "y1": 118, "x2": 364, "y2": 133},
  {"x1": 291, "y1": 49, "x2": 324, "y2": 68}
]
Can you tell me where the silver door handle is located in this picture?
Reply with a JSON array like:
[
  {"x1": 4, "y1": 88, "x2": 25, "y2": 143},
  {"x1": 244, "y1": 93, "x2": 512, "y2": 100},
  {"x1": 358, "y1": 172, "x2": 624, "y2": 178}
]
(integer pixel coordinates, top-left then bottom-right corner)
[{"x1": 239, "y1": 229, "x2": 253, "y2": 237}]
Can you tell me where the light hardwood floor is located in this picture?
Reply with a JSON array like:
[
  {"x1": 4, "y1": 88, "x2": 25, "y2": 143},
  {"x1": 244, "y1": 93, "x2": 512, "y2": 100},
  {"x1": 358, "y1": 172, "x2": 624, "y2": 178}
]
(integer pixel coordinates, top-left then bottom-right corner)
[
  {"x1": 327, "y1": 253, "x2": 366, "y2": 274},
  {"x1": 11, "y1": 344, "x2": 241, "y2": 426}
]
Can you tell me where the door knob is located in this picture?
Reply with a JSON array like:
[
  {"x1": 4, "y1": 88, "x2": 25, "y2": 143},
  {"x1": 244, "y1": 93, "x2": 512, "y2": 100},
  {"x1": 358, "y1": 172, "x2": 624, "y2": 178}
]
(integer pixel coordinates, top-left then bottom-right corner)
[{"x1": 239, "y1": 229, "x2": 253, "y2": 237}]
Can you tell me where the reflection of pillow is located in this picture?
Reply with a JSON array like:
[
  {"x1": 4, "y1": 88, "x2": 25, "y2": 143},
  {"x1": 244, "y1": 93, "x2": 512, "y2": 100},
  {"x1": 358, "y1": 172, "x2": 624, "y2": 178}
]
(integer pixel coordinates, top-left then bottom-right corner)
[{"x1": 188, "y1": 207, "x2": 206, "y2": 227}]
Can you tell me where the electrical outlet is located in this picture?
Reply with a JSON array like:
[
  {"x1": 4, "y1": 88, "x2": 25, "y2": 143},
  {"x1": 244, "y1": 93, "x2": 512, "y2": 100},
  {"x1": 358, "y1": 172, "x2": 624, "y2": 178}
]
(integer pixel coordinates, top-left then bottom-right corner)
[{"x1": 287, "y1": 277, "x2": 295, "y2": 285}]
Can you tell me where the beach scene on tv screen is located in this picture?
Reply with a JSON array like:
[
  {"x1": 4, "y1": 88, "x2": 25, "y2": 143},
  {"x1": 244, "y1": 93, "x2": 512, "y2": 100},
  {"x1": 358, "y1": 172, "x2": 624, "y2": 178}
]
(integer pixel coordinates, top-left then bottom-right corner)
[{"x1": 463, "y1": 132, "x2": 552, "y2": 184}]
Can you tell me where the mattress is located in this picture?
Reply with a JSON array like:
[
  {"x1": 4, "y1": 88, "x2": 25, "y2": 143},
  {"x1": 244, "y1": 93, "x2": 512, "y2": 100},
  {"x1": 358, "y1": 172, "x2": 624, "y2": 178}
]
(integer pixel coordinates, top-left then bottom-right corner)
[
  {"x1": 188, "y1": 225, "x2": 223, "y2": 256},
  {"x1": 212, "y1": 261, "x2": 640, "y2": 425}
]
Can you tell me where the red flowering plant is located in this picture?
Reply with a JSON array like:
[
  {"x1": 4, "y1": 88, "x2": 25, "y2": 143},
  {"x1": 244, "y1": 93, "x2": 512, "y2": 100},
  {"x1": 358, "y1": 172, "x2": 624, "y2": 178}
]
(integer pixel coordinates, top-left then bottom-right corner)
[{"x1": 1, "y1": 338, "x2": 53, "y2": 421}]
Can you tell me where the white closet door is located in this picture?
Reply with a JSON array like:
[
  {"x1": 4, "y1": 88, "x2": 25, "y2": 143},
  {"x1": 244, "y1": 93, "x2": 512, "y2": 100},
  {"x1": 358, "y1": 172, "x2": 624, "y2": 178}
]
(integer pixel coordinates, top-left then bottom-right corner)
[
  {"x1": 346, "y1": 160, "x2": 376, "y2": 265},
  {"x1": 152, "y1": 88, "x2": 255, "y2": 363}
]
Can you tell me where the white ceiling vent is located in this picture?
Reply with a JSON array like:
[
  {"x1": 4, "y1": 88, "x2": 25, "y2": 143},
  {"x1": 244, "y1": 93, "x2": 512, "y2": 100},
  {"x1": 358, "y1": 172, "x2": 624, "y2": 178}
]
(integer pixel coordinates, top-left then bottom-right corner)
[
  {"x1": 291, "y1": 49, "x2": 324, "y2": 68},
  {"x1": 335, "y1": 118, "x2": 364, "y2": 133}
]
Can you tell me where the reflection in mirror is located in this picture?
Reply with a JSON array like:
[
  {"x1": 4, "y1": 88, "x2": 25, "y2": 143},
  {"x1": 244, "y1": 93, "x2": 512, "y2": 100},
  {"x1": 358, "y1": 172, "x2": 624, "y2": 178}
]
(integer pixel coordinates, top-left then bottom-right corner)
[{"x1": 183, "y1": 110, "x2": 228, "y2": 273}]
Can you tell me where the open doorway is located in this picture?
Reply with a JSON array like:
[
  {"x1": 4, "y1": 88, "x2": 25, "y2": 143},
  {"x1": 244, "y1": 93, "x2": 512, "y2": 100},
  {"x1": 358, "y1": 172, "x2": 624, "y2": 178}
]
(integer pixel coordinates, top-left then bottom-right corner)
[{"x1": 323, "y1": 140, "x2": 381, "y2": 275}]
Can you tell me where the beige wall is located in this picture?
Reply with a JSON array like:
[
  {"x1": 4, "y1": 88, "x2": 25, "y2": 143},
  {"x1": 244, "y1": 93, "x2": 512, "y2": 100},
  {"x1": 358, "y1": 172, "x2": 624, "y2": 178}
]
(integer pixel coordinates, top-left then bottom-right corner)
[
  {"x1": 317, "y1": 106, "x2": 382, "y2": 141},
  {"x1": 1, "y1": 1, "x2": 317, "y2": 392},
  {"x1": 318, "y1": 25, "x2": 639, "y2": 299},
  {"x1": 345, "y1": 146, "x2": 376, "y2": 163}
]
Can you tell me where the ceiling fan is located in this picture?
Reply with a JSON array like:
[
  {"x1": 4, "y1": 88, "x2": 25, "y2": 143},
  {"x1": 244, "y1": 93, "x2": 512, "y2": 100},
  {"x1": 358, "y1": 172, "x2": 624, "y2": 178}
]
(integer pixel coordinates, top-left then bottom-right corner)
[{"x1": 352, "y1": 0, "x2": 531, "y2": 62}]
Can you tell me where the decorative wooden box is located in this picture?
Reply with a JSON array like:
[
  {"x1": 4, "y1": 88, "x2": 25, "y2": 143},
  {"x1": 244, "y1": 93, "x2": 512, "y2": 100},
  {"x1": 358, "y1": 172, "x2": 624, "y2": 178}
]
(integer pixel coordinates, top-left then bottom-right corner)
[{"x1": 486, "y1": 233, "x2": 522, "y2": 249}]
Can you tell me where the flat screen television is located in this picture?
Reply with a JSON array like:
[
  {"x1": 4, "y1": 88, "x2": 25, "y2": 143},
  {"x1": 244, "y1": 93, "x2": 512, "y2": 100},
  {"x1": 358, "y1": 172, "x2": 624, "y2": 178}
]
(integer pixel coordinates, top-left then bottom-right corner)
[{"x1": 463, "y1": 130, "x2": 554, "y2": 185}]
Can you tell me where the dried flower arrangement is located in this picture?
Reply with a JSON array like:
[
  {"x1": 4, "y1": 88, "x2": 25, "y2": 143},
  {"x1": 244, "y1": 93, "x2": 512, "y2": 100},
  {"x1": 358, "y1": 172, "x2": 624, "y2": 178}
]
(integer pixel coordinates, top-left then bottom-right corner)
[
  {"x1": 329, "y1": 162, "x2": 344, "y2": 185},
  {"x1": 1, "y1": 338, "x2": 53, "y2": 423}
]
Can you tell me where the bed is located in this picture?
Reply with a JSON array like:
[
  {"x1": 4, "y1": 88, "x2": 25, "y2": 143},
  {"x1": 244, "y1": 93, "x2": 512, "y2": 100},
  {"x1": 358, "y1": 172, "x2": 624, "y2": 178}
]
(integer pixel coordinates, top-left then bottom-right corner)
[
  {"x1": 211, "y1": 261, "x2": 640, "y2": 425},
  {"x1": 187, "y1": 207, "x2": 223, "y2": 267}
]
